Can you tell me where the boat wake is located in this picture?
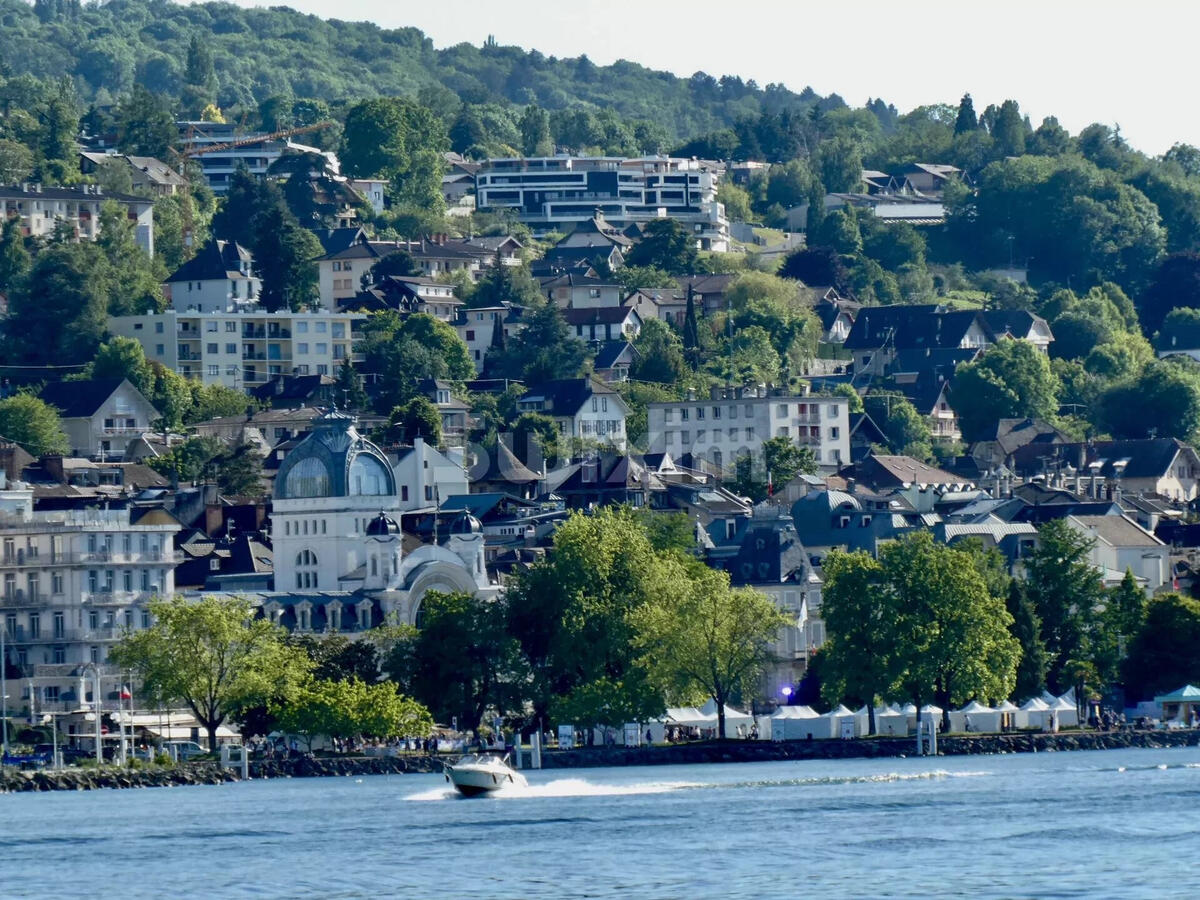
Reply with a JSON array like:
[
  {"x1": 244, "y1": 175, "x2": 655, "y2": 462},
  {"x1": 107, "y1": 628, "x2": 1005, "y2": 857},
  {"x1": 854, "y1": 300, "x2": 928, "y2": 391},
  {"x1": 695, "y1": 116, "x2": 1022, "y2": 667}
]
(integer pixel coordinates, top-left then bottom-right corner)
[
  {"x1": 403, "y1": 769, "x2": 990, "y2": 801},
  {"x1": 405, "y1": 777, "x2": 704, "y2": 801}
]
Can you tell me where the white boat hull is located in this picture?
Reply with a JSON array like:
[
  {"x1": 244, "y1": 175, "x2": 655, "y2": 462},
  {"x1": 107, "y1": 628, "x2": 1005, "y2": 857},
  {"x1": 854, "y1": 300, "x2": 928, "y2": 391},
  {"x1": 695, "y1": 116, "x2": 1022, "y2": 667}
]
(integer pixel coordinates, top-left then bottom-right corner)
[{"x1": 445, "y1": 755, "x2": 528, "y2": 796}]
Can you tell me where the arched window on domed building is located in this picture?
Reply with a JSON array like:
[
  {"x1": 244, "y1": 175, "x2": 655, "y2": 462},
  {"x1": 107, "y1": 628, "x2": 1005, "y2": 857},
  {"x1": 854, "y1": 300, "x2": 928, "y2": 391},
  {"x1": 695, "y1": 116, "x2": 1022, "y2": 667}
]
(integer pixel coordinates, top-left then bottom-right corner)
[{"x1": 295, "y1": 549, "x2": 319, "y2": 589}]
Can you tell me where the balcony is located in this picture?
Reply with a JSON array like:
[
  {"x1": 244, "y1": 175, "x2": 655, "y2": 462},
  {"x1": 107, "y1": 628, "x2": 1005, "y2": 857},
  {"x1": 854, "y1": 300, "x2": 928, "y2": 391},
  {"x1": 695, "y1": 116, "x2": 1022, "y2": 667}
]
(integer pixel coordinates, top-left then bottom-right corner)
[
  {"x1": 1, "y1": 589, "x2": 30, "y2": 607},
  {"x1": 1, "y1": 549, "x2": 43, "y2": 568}
]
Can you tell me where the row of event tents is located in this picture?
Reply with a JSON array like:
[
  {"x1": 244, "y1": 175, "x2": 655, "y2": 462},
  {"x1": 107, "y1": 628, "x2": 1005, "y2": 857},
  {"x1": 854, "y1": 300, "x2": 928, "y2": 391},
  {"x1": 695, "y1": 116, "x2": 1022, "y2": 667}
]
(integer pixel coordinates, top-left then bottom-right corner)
[
  {"x1": 640, "y1": 691, "x2": 1080, "y2": 745},
  {"x1": 770, "y1": 691, "x2": 1080, "y2": 740}
]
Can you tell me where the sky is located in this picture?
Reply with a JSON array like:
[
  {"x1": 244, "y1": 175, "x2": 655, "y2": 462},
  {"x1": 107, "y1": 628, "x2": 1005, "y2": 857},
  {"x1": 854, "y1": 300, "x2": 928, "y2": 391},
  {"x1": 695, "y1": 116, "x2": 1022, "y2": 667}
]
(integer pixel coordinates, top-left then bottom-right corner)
[{"x1": 211, "y1": 0, "x2": 1197, "y2": 155}]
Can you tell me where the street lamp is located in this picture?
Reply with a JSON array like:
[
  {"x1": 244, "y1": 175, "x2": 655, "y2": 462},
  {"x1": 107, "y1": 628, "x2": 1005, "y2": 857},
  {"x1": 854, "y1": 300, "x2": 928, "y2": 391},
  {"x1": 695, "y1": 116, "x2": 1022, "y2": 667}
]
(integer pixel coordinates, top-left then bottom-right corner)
[
  {"x1": 1, "y1": 621, "x2": 8, "y2": 762},
  {"x1": 41, "y1": 712, "x2": 60, "y2": 770},
  {"x1": 82, "y1": 663, "x2": 102, "y2": 765}
]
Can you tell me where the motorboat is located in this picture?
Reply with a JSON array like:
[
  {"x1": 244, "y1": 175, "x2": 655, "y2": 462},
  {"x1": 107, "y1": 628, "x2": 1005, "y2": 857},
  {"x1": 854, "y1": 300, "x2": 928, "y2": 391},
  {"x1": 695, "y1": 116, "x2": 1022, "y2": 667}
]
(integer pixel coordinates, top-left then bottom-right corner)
[{"x1": 444, "y1": 753, "x2": 527, "y2": 797}]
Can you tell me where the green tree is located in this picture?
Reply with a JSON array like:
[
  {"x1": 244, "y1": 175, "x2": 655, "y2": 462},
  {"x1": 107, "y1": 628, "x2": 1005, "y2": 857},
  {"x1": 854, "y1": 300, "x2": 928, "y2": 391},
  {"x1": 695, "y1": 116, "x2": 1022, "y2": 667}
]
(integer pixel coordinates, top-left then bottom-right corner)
[
  {"x1": 953, "y1": 93, "x2": 978, "y2": 135},
  {"x1": 110, "y1": 594, "x2": 310, "y2": 751},
  {"x1": 0, "y1": 138, "x2": 35, "y2": 184},
  {"x1": 399, "y1": 591, "x2": 523, "y2": 736},
  {"x1": 253, "y1": 203, "x2": 323, "y2": 311},
  {"x1": 1122, "y1": 593, "x2": 1200, "y2": 701},
  {"x1": 862, "y1": 391, "x2": 933, "y2": 459},
  {"x1": 951, "y1": 339, "x2": 1060, "y2": 442},
  {"x1": 814, "y1": 135, "x2": 863, "y2": 193},
  {"x1": 625, "y1": 219, "x2": 699, "y2": 276},
  {"x1": 359, "y1": 311, "x2": 474, "y2": 412},
  {"x1": 97, "y1": 200, "x2": 165, "y2": 314},
  {"x1": 630, "y1": 318, "x2": 687, "y2": 385},
  {"x1": 492, "y1": 301, "x2": 587, "y2": 383},
  {"x1": 731, "y1": 435, "x2": 818, "y2": 501},
  {"x1": 7, "y1": 243, "x2": 109, "y2": 364},
  {"x1": 1099, "y1": 357, "x2": 1200, "y2": 441},
  {"x1": 819, "y1": 549, "x2": 895, "y2": 735},
  {"x1": 186, "y1": 382, "x2": 255, "y2": 425},
  {"x1": 86, "y1": 336, "x2": 153, "y2": 393},
  {"x1": 504, "y1": 506, "x2": 677, "y2": 728},
  {"x1": 0, "y1": 217, "x2": 32, "y2": 300},
  {"x1": 518, "y1": 104, "x2": 553, "y2": 156},
  {"x1": 1024, "y1": 519, "x2": 1106, "y2": 693},
  {"x1": 1093, "y1": 569, "x2": 1148, "y2": 686},
  {"x1": 333, "y1": 362, "x2": 369, "y2": 412},
  {"x1": 878, "y1": 533, "x2": 1019, "y2": 733},
  {"x1": 389, "y1": 396, "x2": 442, "y2": 446},
  {"x1": 633, "y1": 562, "x2": 786, "y2": 739},
  {"x1": 115, "y1": 84, "x2": 176, "y2": 158},
  {"x1": 1006, "y1": 581, "x2": 1049, "y2": 700},
  {"x1": 0, "y1": 393, "x2": 69, "y2": 454}
]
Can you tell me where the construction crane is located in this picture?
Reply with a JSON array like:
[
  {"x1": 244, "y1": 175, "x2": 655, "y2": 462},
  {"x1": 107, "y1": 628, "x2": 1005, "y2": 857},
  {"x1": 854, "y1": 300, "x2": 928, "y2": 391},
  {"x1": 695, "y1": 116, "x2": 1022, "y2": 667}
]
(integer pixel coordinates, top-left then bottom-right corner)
[{"x1": 179, "y1": 120, "x2": 336, "y2": 158}]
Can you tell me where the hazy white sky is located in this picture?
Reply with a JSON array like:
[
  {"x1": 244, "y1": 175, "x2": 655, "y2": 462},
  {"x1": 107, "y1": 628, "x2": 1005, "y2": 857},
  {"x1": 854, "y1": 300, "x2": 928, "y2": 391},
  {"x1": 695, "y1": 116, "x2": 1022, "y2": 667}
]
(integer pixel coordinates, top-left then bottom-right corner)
[{"x1": 216, "y1": 0, "x2": 1195, "y2": 155}]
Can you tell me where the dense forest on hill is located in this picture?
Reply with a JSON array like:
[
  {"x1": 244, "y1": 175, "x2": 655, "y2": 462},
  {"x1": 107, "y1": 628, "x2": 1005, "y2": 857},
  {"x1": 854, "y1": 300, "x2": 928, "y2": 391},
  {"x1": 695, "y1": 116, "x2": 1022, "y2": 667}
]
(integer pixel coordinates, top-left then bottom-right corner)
[{"x1": 0, "y1": 0, "x2": 839, "y2": 141}]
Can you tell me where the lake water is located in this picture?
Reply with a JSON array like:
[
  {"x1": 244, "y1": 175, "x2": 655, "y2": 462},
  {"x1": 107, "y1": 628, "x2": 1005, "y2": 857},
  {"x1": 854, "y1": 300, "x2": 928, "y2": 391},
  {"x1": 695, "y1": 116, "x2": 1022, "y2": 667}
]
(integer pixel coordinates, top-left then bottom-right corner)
[{"x1": 3, "y1": 746, "x2": 1199, "y2": 899}]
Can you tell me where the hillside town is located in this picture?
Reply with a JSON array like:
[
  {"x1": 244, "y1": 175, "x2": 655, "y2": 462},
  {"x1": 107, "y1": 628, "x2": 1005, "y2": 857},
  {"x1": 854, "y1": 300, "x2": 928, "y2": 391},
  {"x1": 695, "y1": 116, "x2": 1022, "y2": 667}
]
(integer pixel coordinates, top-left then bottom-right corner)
[{"x1": 2, "y1": 13, "x2": 1200, "y2": 762}]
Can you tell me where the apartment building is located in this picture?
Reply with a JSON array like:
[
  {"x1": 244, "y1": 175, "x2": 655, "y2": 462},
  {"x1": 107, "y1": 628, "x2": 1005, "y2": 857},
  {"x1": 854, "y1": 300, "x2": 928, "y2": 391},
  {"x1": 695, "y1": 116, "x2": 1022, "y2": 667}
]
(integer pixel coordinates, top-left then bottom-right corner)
[
  {"x1": 0, "y1": 480, "x2": 180, "y2": 707},
  {"x1": 646, "y1": 386, "x2": 851, "y2": 473},
  {"x1": 475, "y1": 155, "x2": 730, "y2": 251},
  {"x1": 0, "y1": 183, "x2": 154, "y2": 254},
  {"x1": 108, "y1": 310, "x2": 363, "y2": 389}
]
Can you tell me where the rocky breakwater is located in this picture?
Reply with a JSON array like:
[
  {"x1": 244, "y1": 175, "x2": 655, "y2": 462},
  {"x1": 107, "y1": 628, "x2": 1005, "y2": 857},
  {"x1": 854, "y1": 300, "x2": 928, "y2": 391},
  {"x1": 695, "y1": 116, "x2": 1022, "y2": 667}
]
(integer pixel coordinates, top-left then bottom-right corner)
[
  {"x1": 0, "y1": 754, "x2": 444, "y2": 793},
  {"x1": 538, "y1": 729, "x2": 1200, "y2": 770},
  {"x1": 0, "y1": 762, "x2": 240, "y2": 793}
]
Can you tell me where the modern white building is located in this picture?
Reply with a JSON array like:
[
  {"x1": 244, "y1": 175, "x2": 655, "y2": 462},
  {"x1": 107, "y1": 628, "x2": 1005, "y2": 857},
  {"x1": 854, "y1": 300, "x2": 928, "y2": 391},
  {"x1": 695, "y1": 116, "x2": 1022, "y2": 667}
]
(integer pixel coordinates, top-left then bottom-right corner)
[
  {"x1": 646, "y1": 386, "x2": 851, "y2": 473},
  {"x1": 0, "y1": 481, "x2": 180, "y2": 706},
  {"x1": 475, "y1": 156, "x2": 729, "y2": 251},
  {"x1": 454, "y1": 304, "x2": 526, "y2": 373},
  {"x1": 108, "y1": 310, "x2": 363, "y2": 389},
  {"x1": 0, "y1": 183, "x2": 154, "y2": 254}
]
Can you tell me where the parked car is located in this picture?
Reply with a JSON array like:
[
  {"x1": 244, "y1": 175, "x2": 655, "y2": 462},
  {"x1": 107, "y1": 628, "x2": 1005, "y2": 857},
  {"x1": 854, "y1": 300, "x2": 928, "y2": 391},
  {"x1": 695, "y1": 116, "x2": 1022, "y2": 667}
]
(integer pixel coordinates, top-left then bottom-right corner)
[{"x1": 162, "y1": 740, "x2": 207, "y2": 761}]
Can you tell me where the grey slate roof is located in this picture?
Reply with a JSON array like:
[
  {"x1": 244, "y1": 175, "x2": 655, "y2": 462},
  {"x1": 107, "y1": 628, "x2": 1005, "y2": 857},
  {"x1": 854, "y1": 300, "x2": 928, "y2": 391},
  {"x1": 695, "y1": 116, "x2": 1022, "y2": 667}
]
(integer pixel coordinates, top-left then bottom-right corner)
[{"x1": 38, "y1": 378, "x2": 129, "y2": 419}]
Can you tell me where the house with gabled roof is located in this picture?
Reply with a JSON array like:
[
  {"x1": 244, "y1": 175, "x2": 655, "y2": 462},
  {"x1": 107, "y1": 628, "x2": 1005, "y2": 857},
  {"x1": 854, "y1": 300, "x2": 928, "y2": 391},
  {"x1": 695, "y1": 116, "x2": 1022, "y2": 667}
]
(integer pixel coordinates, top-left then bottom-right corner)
[
  {"x1": 982, "y1": 310, "x2": 1054, "y2": 354},
  {"x1": 843, "y1": 304, "x2": 994, "y2": 376},
  {"x1": 531, "y1": 244, "x2": 626, "y2": 278},
  {"x1": 517, "y1": 378, "x2": 630, "y2": 451},
  {"x1": 339, "y1": 275, "x2": 462, "y2": 321},
  {"x1": 1011, "y1": 439, "x2": 1200, "y2": 502},
  {"x1": 554, "y1": 211, "x2": 634, "y2": 250},
  {"x1": 1065, "y1": 514, "x2": 1169, "y2": 591},
  {"x1": 37, "y1": 379, "x2": 160, "y2": 461},
  {"x1": 563, "y1": 305, "x2": 642, "y2": 344},
  {"x1": 164, "y1": 238, "x2": 259, "y2": 313}
]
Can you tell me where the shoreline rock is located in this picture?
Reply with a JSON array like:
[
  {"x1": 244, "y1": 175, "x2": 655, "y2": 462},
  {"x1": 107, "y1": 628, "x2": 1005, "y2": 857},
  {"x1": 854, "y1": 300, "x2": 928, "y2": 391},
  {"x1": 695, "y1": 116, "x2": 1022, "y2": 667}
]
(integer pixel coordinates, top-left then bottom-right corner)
[{"x1": 2, "y1": 730, "x2": 1196, "y2": 793}]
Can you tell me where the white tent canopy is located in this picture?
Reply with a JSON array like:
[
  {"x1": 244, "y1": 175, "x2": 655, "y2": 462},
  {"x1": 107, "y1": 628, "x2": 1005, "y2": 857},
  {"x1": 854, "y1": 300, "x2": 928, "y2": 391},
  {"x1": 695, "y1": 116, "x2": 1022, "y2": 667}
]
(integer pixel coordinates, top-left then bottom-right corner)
[
  {"x1": 699, "y1": 699, "x2": 754, "y2": 731},
  {"x1": 664, "y1": 706, "x2": 714, "y2": 728},
  {"x1": 948, "y1": 700, "x2": 1000, "y2": 733},
  {"x1": 770, "y1": 705, "x2": 821, "y2": 741}
]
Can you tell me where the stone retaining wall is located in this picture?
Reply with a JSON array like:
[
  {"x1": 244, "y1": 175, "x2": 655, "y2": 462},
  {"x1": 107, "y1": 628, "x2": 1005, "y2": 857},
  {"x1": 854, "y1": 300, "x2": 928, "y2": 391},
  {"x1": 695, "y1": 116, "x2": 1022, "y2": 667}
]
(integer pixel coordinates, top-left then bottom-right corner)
[{"x1": 3, "y1": 730, "x2": 1196, "y2": 793}]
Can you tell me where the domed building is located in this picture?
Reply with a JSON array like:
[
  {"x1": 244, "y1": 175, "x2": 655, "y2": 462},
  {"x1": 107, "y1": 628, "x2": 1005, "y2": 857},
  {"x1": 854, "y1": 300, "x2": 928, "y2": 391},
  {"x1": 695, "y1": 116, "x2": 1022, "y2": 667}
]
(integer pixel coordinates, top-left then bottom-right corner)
[{"x1": 267, "y1": 408, "x2": 492, "y2": 633}]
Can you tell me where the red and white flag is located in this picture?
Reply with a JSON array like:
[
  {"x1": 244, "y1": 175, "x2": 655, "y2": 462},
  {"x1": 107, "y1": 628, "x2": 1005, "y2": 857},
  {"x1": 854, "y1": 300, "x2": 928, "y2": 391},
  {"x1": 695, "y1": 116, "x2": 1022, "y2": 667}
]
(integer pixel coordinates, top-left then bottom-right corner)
[
  {"x1": 767, "y1": 469, "x2": 774, "y2": 498},
  {"x1": 119, "y1": 685, "x2": 131, "y2": 700}
]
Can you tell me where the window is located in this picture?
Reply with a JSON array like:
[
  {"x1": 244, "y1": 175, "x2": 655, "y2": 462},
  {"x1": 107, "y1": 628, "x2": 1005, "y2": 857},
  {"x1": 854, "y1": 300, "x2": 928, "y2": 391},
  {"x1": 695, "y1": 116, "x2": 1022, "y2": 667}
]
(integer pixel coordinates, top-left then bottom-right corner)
[
  {"x1": 729, "y1": 406, "x2": 737, "y2": 420},
  {"x1": 316, "y1": 343, "x2": 327, "y2": 355},
  {"x1": 123, "y1": 570, "x2": 133, "y2": 592},
  {"x1": 225, "y1": 343, "x2": 237, "y2": 354},
  {"x1": 465, "y1": 330, "x2": 475, "y2": 341},
  {"x1": 712, "y1": 407, "x2": 721, "y2": 419},
  {"x1": 206, "y1": 321, "x2": 218, "y2": 332},
  {"x1": 295, "y1": 549, "x2": 319, "y2": 590},
  {"x1": 830, "y1": 426, "x2": 840, "y2": 439},
  {"x1": 53, "y1": 611, "x2": 64, "y2": 638},
  {"x1": 777, "y1": 427, "x2": 789, "y2": 437},
  {"x1": 317, "y1": 365, "x2": 328, "y2": 375},
  {"x1": 681, "y1": 408, "x2": 689, "y2": 421},
  {"x1": 332, "y1": 323, "x2": 345, "y2": 338},
  {"x1": 226, "y1": 321, "x2": 237, "y2": 332},
  {"x1": 26, "y1": 574, "x2": 38, "y2": 601},
  {"x1": 208, "y1": 365, "x2": 219, "y2": 376},
  {"x1": 778, "y1": 403, "x2": 789, "y2": 416},
  {"x1": 297, "y1": 342, "x2": 308, "y2": 354},
  {"x1": 746, "y1": 428, "x2": 756, "y2": 441},
  {"x1": 51, "y1": 572, "x2": 62, "y2": 595},
  {"x1": 155, "y1": 344, "x2": 165, "y2": 355},
  {"x1": 696, "y1": 407, "x2": 705, "y2": 420},
  {"x1": 155, "y1": 322, "x2": 164, "y2": 333},
  {"x1": 744, "y1": 404, "x2": 753, "y2": 417},
  {"x1": 681, "y1": 430, "x2": 690, "y2": 445},
  {"x1": 29, "y1": 612, "x2": 39, "y2": 639},
  {"x1": 728, "y1": 428, "x2": 737, "y2": 441},
  {"x1": 827, "y1": 404, "x2": 838, "y2": 417},
  {"x1": 297, "y1": 321, "x2": 308, "y2": 333},
  {"x1": 696, "y1": 429, "x2": 707, "y2": 444},
  {"x1": 315, "y1": 321, "x2": 327, "y2": 333},
  {"x1": 401, "y1": 485, "x2": 409, "y2": 502}
]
